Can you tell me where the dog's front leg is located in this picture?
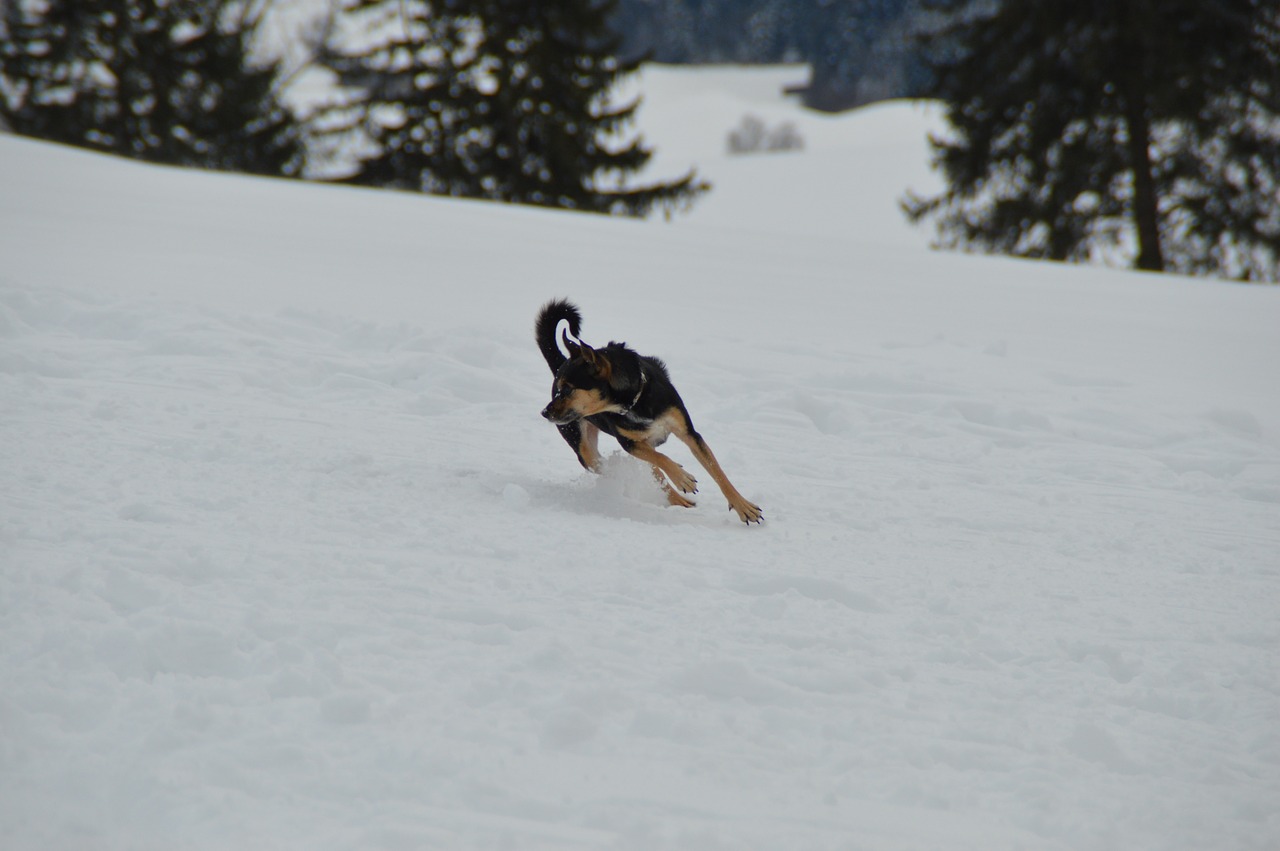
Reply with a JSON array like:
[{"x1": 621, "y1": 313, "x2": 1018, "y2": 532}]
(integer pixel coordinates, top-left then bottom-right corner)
[
  {"x1": 575, "y1": 420, "x2": 602, "y2": 472},
  {"x1": 676, "y1": 431, "x2": 763, "y2": 524}
]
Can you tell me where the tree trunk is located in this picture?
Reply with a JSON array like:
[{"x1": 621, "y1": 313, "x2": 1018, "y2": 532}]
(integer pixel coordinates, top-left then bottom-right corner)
[{"x1": 1122, "y1": 82, "x2": 1165, "y2": 272}]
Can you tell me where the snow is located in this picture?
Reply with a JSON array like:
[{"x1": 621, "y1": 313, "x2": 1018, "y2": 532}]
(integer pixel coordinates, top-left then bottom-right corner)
[{"x1": 3, "y1": 65, "x2": 1280, "y2": 850}]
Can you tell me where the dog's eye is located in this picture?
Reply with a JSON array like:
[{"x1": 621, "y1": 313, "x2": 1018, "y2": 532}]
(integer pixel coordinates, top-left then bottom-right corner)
[{"x1": 554, "y1": 381, "x2": 572, "y2": 399}]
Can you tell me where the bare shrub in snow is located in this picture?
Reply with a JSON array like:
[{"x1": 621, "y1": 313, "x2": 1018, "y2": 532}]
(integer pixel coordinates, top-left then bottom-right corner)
[{"x1": 727, "y1": 114, "x2": 804, "y2": 155}]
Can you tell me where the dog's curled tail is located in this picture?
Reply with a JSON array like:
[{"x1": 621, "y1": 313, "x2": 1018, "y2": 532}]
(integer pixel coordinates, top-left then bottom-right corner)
[{"x1": 535, "y1": 298, "x2": 582, "y2": 373}]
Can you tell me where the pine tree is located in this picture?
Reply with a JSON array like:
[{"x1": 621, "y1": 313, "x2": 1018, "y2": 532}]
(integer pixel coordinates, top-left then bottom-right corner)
[
  {"x1": 471, "y1": 0, "x2": 706, "y2": 214},
  {"x1": 0, "y1": 0, "x2": 109, "y2": 142},
  {"x1": 325, "y1": 0, "x2": 706, "y2": 216},
  {"x1": 904, "y1": 0, "x2": 1280, "y2": 282},
  {"x1": 1, "y1": 0, "x2": 303, "y2": 176},
  {"x1": 161, "y1": 2, "x2": 306, "y2": 176},
  {"x1": 322, "y1": 0, "x2": 486, "y2": 193}
]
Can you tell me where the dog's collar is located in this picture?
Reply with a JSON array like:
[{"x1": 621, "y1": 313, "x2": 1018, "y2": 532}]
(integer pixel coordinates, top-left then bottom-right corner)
[{"x1": 621, "y1": 368, "x2": 648, "y2": 417}]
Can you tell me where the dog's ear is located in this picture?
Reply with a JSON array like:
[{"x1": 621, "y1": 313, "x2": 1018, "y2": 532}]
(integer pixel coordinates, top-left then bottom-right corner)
[
  {"x1": 561, "y1": 327, "x2": 581, "y2": 359},
  {"x1": 579, "y1": 342, "x2": 612, "y2": 382}
]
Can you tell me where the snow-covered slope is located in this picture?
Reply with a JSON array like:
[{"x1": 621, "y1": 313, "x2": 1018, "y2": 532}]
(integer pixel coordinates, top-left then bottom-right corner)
[{"x1": 2, "y1": 67, "x2": 1278, "y2": 850}]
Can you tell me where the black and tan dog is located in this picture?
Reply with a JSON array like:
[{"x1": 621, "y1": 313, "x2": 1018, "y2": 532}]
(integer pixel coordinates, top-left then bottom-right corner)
[{"x1": 536, "y1": 298, "x2": 763, "y2": 524}]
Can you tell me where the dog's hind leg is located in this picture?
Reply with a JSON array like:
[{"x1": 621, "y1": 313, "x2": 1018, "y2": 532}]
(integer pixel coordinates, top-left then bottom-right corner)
[
  {"x1": 622, "y1": 440, "x2": 698, "y2": 495},
  {"x1": 650, "y1": 465, "x2": 696, "y2": 508}
]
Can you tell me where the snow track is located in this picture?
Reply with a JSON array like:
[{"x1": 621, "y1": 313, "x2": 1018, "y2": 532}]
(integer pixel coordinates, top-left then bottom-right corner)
[{"x1": 4, "y1": 277, "x2": 1277, "y2": 849}]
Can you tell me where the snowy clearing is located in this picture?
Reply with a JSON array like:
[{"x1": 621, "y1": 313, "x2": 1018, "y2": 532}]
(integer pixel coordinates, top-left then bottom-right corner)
[{"x1": 2, "y1": 66, "x2": 1279, "y2": 850}]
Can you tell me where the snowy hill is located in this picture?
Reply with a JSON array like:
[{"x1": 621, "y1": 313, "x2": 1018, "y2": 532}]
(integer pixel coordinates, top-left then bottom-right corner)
[{"x1": 2, "y1": 66, "x2": 1278, "y2": 850}]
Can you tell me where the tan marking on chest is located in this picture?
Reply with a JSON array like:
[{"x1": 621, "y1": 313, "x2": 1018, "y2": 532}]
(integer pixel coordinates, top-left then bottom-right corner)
[{"x1": 616, "y1": 409, "x2": 688, "y2": 446}]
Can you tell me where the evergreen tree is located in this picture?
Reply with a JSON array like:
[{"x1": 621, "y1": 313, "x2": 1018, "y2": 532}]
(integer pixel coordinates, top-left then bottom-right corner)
[
  {"x1": 164, "y1": 2, "x2": 306, "y2": 176},
  {"x1": 1, "y1": 0, "x2": 303, "y2": 176},
  {"x1": 470, "y1": 0, "x2": 706, "y2": 214},
  {"x1": 325, "y1": 0, "x2": 706, "y2": 216},
  {"x1": 0, "y1": 0, "x2": 109, "y2": 141},
  {"x1": 904, "y1": 0, "x2": 1280, "y2": 281},
  {"x1": 322, "y1": 0, "x2": 487, "y2": 193}
]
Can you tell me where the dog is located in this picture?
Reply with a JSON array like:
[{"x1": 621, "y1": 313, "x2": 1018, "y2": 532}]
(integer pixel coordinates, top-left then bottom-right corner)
[{"x1": 536, "y1": 298, "x2": 763, "y2": 524}]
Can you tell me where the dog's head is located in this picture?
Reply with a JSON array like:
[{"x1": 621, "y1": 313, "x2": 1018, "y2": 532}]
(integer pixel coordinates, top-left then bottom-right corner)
[{"x1": 541, "y1": 331, "x2": 623, "y2": 424}]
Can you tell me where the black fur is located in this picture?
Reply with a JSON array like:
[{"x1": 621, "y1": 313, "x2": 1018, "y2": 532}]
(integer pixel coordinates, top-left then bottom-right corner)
[
  {"x1": 534, "y1": 297, "x2": 581, "y2": 373},
  {"x1": 536, "y1": 299, "x2": 692, "y2": 452},
  {"x1": 534, "y1": 298, "x2": 589, "y2": 462},
  {"x1": 534, "y1": 298, "x2": 763, "y2": 524}
]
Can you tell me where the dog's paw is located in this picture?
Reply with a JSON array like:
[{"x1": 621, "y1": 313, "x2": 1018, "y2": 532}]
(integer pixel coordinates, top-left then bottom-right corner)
[
  {"x1": 671, "y1": 466, "x2": 698, "y2": 494},
  {"x1": 666, "y1": 489, "x2": 696, "y2": 509},
  {"x1": 730, "y1": 499, "x2": 764, "y2": 525}
]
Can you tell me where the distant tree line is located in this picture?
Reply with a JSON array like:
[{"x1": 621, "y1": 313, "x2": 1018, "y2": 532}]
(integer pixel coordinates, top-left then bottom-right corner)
[
  {"x1": 614, "y1": 0, "x2": 1279, "y2": 282},
  {"x1": 611, "y1": 0, "x2": 934, "y2": 111},
  {"x1": 0, "y1": 0, "x2": 705, "y2": 217},
  {"x1": 5, "y1": 0, "x2": 1275, "y2": 280}
]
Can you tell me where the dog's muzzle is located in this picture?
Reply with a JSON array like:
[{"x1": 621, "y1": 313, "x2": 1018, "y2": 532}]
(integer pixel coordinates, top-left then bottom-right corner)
[{"x1": 541, "y1": 402, "x2": 577, "y2": 424}]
